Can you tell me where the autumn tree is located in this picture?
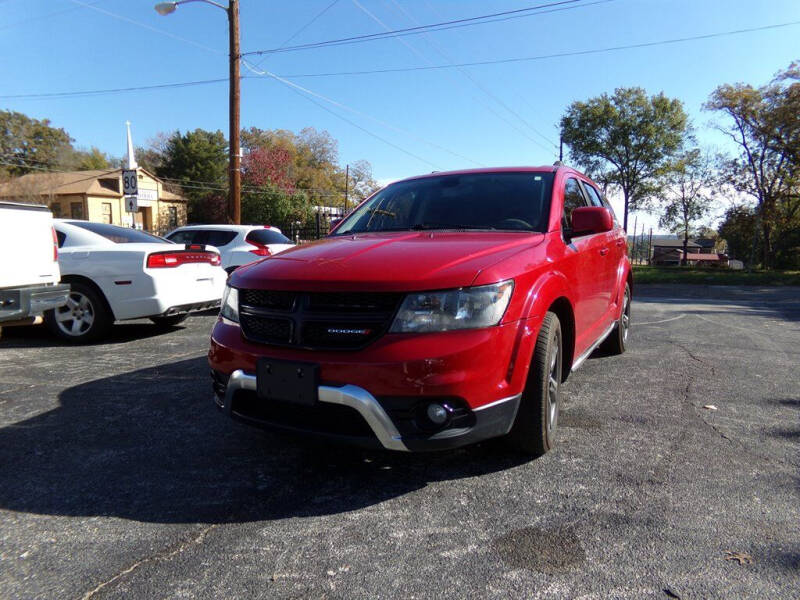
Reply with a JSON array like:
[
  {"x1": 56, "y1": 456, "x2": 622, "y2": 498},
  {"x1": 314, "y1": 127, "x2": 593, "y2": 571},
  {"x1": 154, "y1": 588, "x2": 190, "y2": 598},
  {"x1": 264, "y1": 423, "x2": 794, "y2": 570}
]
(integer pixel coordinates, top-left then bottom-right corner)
[
  {"x1": 658, "y1": 149, "x2": 718, "y2": 264},
  {"x1": 560, "y1": 88, "x2": 689, "y2": 231},
  {"x1": 705, "y1": 62, "x2": 800, "y2": 268}
]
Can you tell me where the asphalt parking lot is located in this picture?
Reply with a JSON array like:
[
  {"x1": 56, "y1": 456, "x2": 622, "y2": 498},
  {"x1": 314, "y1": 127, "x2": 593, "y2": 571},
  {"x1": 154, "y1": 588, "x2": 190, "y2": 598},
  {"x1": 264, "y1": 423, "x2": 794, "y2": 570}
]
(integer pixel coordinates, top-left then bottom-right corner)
[{"x1": 1, "y1": 284, "x2": 798, "y2": 599}]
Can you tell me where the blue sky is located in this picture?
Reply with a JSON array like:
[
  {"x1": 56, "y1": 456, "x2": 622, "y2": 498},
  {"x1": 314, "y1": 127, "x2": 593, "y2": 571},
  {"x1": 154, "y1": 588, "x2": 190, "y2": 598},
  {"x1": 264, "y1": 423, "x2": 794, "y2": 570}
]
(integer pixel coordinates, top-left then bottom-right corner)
[{"x1": 1, "y1": 0, "x2": 798, "y2": 231}]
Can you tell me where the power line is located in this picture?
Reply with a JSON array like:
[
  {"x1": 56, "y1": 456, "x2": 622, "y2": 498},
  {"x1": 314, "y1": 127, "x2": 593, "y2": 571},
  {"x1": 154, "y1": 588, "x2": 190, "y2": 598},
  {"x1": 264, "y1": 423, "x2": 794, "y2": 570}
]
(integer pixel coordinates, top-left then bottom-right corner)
[
  {"x1": 243, "y1": 62, "x2": 482, "y2": 166},
  {"x1": 0, "y1": 78, "x2": 229, "y2": 100},
  {"x1": 243, "y1": 0, "x2": 589, "y2": 56},
  {"x1": 252, "y1": 0, "x2": 343, "y2": 68},
  {"x1": 381, "y1": 0, "x2": 558, "y2": 150},
  {"x1": 275, "y1": 20, "x2": 800, "y2": 78},
  {"x1": 4, "y1": 20, "x2": 798, "y2": 100}
]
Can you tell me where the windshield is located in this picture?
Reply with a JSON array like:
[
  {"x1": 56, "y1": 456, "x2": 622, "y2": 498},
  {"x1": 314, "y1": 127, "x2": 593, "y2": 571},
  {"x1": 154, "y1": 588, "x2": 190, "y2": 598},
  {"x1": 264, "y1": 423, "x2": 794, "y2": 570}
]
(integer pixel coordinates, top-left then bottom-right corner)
[
  {"x1": 334, "y1": 172, "x2": 554, "y2": 235},
  {"x1": 68, "y1": 221, "x2": 170, "y2": 244}
]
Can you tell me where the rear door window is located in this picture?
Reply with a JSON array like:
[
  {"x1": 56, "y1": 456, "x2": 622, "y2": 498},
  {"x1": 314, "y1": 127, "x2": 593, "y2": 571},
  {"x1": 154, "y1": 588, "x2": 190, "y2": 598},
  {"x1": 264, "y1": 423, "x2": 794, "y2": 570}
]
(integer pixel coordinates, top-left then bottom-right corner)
[{"x1": 166, "y1": 230, "x2": 196, "y2": 245}]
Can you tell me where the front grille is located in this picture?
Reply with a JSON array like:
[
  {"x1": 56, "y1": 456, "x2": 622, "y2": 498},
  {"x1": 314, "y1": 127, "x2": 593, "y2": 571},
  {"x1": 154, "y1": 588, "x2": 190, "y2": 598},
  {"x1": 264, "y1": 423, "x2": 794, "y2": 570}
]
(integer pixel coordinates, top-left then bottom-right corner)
[{"x1": 238, "y1": 290, "x2": 402, "y2": 350}]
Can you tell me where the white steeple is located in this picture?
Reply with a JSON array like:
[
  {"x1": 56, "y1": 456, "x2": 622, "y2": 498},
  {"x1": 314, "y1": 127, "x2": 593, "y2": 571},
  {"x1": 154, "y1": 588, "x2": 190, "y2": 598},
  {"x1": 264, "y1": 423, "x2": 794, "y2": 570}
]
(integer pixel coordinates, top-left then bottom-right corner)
[{"x1": 125, "y1": 121, "x2": 138, "y2": 170}]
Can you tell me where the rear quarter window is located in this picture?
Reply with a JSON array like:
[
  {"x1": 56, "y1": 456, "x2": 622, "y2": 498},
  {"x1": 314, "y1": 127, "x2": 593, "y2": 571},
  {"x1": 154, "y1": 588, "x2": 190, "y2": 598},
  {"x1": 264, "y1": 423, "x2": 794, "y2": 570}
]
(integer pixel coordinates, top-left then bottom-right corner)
[{"x1": 245, "y1": 229, "x2": 291, "y2": 245}]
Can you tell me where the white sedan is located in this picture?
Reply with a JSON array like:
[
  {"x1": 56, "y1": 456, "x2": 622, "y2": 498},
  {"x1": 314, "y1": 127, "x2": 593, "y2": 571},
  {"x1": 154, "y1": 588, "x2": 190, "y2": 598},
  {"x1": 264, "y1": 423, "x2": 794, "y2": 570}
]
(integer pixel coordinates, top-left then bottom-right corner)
[
  {"x1": 165, "y1": 225, "x2": 294, "y2": 273},
  {"x1": 46, "y1": 220, "x2": 227, "y2": 343}
]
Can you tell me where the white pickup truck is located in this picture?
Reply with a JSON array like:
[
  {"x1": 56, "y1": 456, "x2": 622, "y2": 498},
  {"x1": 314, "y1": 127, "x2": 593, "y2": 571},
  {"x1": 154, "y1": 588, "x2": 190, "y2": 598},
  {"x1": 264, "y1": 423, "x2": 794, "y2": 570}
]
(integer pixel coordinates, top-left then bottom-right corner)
[{"x1": 0, "y1": 201, "x2": 70, "y2": 327}]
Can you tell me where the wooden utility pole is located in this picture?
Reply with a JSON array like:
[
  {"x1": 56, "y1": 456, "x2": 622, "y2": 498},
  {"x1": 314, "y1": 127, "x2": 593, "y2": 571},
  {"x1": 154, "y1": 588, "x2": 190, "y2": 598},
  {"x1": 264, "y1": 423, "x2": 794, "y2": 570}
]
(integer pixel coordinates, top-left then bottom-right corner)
[
  {"x1": 228, "y1": 0, "x2": 241, "y2": 224},
  {"x1": 647, "y1": 227, "x2": 653, "y2": 265}
]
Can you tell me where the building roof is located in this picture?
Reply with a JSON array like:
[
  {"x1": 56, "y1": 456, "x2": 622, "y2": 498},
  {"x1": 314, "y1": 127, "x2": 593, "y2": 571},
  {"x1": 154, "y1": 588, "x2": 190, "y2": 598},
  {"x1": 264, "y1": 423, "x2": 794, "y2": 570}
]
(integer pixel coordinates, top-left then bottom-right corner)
[
  {"x1": 652, "y1": 239, "x2": 702, "y2": 249},
  {"x1": 0, "y1": 168, "x2": 186, "y2": 202}
]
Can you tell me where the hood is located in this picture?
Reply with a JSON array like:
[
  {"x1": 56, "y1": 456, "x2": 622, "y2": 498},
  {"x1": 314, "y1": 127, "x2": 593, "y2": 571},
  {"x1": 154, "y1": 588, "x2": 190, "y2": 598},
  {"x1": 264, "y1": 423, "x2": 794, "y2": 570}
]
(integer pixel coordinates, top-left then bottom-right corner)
[{"x1": 231, "y1": 231, "x2": 544, "y2": 292}]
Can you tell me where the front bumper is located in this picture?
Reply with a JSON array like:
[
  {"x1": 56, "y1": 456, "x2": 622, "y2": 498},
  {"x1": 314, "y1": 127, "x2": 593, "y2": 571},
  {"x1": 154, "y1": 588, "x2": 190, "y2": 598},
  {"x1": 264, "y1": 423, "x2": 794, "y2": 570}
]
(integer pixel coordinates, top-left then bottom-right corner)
[
  {"x1": 215, "y1": 368, "x2": 521, "y2": 451},
  {"x1": 0, "y1": 283, "x2": 70, "y2": 323}
]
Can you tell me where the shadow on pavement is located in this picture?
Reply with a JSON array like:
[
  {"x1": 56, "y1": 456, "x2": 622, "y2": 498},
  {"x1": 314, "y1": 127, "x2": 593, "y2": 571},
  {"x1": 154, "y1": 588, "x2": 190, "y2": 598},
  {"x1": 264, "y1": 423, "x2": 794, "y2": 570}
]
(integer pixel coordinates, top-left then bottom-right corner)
[
  {"x1": 0, "y1": 321, "x2": 191, "y2": 349},
  {"x1": 0, "y1": 356, "x2": 528, "y2": 524}
]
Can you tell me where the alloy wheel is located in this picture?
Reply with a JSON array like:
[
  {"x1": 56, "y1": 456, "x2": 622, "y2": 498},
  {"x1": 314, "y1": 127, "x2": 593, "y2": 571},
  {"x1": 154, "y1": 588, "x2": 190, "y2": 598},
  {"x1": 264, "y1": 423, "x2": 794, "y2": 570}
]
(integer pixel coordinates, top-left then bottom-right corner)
[{"x1": 54, "y1": 291, "x2": 95, "y2": 337}]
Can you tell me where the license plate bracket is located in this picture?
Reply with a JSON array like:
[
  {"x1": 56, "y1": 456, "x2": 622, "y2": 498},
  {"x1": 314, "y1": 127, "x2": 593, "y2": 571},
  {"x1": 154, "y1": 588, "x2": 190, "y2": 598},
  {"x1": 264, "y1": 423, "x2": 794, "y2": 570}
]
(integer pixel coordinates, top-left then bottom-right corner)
[{"x1": 256, "y1": 358, "x2": 319, "y2": 406}]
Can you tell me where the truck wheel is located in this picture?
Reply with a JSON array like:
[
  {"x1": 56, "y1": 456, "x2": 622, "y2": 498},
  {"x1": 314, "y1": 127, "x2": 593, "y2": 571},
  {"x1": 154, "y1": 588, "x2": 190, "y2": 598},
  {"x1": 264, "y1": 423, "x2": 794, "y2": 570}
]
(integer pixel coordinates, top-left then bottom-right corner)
[
  {"x1": 602, "y1": 283, "x2": 630, "y2": 355},
  {"x1": 44, "y1": 282, "x2": 112, "y2": 344},
  {"x1": 508, "y1": 311, "x2": 562, "y2": 457},
  {"x1": 149, "y1": 314, "x2": 188, "y2": 328}
]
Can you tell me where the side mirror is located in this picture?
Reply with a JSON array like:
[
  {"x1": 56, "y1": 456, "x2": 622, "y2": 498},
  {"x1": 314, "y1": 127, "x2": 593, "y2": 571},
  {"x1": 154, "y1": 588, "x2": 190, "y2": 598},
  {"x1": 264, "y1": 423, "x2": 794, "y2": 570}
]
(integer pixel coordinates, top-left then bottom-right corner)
[{"x1": 569, "y1": 206, "x2": 613, "y2": 237}]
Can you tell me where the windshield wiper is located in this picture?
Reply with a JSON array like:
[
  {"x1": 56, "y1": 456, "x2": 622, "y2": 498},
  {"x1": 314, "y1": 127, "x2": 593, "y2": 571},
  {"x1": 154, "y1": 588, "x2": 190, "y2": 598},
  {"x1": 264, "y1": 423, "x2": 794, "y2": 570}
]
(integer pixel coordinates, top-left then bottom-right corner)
[{"x1": 410, "y1": 223, "x2": 495, "y2": 231}]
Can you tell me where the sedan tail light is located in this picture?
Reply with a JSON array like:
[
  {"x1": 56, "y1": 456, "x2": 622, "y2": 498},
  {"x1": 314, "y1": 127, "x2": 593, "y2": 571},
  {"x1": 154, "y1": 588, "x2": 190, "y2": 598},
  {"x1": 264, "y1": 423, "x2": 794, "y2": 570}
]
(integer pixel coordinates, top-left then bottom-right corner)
[
  {"x1": 147, "y1": 250, "x2": 221, "y2": 268},
  {"x1": 246, "y1": 240, "x2": 271, "y2": 257},
  {"x1": 51, "y1": 226, "x2": 58, "y2": 261}
]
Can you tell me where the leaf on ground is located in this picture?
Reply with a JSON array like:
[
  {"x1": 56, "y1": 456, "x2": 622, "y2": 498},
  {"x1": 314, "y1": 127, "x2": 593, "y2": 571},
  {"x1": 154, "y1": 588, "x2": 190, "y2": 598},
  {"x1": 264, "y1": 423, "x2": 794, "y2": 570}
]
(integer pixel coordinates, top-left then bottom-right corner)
[
  {"x1": 663, "y1": 587, "x2": 681, "y2": 598},
  {"x1": 724, "y1": 550, "x2": 753, "y2": 565},
  {"x1": 702, "y1": 404, "x2": 718, "y2": 410}
]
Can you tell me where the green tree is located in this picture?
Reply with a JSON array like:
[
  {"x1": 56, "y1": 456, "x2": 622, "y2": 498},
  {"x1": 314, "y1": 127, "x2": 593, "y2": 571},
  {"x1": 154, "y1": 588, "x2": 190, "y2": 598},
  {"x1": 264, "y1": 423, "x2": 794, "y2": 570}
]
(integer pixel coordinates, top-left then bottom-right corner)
[
  {"x1": 0, "y1": 110, "x2": 74, "y2": 176},
  {"x1": 156, "y1": 129, "x2": 228, "y2": 222},
  {"x1": 658, "y1": 149, "x2": 717, "y2": 265},
  {"x1": 241, "y1": 184, "x2": 312, "y2": 226},
  {"x1": 705, "y1": 63, "x2": 799, "y2": 268},
  {"x1": 560, "y1": 87, "x2": 689, "y2": 231},
  {"x1": 718, "y1": 205, "x2": 759, "y2": 263}
]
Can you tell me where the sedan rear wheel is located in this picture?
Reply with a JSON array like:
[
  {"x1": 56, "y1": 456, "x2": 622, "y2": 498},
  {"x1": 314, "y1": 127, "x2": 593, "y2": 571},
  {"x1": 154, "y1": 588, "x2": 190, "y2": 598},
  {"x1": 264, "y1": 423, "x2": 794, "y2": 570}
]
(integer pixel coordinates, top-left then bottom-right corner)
[{"x1": 45, "y1": 282, "x2": 112, "y2": 344}]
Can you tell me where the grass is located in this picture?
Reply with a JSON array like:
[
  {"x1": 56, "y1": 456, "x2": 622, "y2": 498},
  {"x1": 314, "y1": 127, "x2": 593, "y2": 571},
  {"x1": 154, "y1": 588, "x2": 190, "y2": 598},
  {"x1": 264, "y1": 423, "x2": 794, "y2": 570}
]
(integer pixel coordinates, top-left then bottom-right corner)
[{"x1": 632, "y1": 265, "x2": 800, "y2": 286}]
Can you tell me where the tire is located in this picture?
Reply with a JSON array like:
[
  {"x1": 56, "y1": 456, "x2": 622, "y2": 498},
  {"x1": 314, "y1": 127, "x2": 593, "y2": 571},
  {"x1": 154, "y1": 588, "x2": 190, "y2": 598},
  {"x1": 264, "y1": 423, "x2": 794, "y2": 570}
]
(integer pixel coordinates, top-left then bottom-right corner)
[
  {"x1": 149, "y1": 314, "x2": 189, "y2": 328},
  {"x1": 507, "y1": 311, "x2": 562, "y2": 457},
  {"x1": 602, "y1": 283, "x2": 631, "y2": 355},
  {"x1": 44, "y1": 281, "x2": 113, "y2": 344}
]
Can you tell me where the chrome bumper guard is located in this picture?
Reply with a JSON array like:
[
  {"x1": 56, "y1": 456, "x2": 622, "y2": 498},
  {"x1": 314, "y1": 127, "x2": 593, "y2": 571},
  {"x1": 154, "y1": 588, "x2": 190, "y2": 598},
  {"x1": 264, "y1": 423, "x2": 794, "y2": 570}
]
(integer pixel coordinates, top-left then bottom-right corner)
[{"x1": 224, "y1": 369, "x2": 409, "y2": 451}]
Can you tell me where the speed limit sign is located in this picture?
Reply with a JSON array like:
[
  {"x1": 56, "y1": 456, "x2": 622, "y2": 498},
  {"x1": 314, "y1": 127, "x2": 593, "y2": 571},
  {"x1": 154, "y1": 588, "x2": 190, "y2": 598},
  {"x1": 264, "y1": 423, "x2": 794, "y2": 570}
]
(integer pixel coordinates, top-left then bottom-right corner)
[{"x1": 122, "y1": 169, "x2": 138, "y2": 196}]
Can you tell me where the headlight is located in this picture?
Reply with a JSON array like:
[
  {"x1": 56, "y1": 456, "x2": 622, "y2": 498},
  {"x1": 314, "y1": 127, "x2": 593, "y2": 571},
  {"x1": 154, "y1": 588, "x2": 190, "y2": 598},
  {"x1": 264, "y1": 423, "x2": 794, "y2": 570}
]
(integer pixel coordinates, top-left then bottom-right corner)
[
  {"x1": 220, "y1": 285, "x2": 239, "y2": 323},
  {"x1": 390, "y1": 280, "x2": 514, "y2": 333}
]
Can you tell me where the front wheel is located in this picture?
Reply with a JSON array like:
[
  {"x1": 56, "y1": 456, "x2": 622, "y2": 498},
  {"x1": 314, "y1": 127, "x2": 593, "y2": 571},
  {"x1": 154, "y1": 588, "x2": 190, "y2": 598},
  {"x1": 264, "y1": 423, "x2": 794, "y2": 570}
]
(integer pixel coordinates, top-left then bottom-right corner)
[
  {"x1": 45, "y1": 282, "x2": 113, "y2": 344},
  {"x1": 507, "y1": 311, "x2": 562, "y2": 457},
  {"x1": 602, "y1": 283, "x2": 631, "y2": 355}
]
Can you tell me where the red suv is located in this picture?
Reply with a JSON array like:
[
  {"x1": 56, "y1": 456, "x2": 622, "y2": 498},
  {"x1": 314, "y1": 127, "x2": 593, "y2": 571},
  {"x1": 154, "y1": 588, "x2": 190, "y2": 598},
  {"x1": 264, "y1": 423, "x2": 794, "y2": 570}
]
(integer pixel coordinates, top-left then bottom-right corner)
[{"x1": 209, "y1": 166, "x2": 631, "y2": 456}]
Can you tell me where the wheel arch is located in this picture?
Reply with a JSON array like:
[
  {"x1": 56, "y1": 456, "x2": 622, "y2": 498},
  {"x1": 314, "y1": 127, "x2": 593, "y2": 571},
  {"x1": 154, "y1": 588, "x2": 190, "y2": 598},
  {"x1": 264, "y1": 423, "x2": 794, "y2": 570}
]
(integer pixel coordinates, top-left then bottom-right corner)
[
  {"x1": 59, "y1": 274, "x2": 116, "y2": 320},
  {"x1": 547, "y1": 297, "x2": 575, "y2": 383}
]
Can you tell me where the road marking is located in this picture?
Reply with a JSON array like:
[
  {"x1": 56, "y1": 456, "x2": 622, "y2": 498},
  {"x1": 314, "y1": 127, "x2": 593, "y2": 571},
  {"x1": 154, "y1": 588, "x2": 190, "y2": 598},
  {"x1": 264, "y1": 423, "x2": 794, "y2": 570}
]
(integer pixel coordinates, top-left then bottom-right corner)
[{"x1": 636, "y1": 314, "x2": 687, "y2": 326}]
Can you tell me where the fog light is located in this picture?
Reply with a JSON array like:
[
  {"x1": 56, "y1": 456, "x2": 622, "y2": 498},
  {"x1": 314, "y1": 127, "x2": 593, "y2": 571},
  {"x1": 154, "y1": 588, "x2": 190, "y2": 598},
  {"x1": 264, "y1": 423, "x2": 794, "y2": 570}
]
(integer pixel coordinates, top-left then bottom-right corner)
[{"x1": 426, "y1": 403, "x2": 449, "y2": 425}]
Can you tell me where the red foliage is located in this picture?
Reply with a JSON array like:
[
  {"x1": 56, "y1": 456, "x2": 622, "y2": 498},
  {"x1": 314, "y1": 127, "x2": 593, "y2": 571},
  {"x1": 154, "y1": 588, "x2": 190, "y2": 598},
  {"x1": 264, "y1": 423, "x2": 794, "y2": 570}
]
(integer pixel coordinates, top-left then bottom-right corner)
[{"x1": 243, "y1": 146, "x2": 294, "y2": 193}]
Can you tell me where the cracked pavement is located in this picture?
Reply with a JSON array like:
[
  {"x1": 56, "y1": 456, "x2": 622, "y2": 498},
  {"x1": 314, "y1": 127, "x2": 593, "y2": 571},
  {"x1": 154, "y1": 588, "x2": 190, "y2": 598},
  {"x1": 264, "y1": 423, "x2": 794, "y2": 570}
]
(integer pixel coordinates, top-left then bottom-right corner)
[{"x1": 0, "y1": 284, "x2": 798, "y2": 599}]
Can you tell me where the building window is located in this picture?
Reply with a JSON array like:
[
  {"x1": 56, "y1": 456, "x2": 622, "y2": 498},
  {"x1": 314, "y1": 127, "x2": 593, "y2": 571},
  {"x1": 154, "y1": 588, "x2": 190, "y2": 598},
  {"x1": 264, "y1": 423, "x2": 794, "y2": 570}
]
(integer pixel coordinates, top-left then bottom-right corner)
[
  {"x1": 70, "y1": 202, "x2": 84, "y2": 219},
  {"x1": 102, "y1": 203, "x2": 112, "y2": 224},
  {"x1": 168, "y1": 206, "x2": 178, "y2": 228},
  {"x1": 50, "y1": 203, "x2": 61, "y2": 217}
]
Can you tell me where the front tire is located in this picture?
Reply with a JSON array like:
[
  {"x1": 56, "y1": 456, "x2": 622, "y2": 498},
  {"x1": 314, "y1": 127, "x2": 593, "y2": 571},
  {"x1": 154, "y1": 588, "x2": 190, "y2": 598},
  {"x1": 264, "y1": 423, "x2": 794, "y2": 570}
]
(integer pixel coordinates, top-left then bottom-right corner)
[
  {"x1": 45, "y1": 281, "x2": 113, "y2": 344},
  {"x1": 507, "y1": 311, "x2": 562, "y2": 457}
]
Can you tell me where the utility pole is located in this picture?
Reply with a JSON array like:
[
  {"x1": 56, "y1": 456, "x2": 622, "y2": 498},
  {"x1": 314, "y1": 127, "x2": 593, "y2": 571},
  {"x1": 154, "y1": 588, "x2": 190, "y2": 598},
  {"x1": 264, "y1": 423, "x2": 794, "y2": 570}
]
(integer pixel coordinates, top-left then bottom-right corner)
[
  {"x1": 344, "y1": 164, "x2": 349, "y2": 213},
  {"x1": 647, "y1": 227, "x2": 653, "y2": 266},
  {"x1": 228, "y1": 0, "x2": 241, "y2": 224}
]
